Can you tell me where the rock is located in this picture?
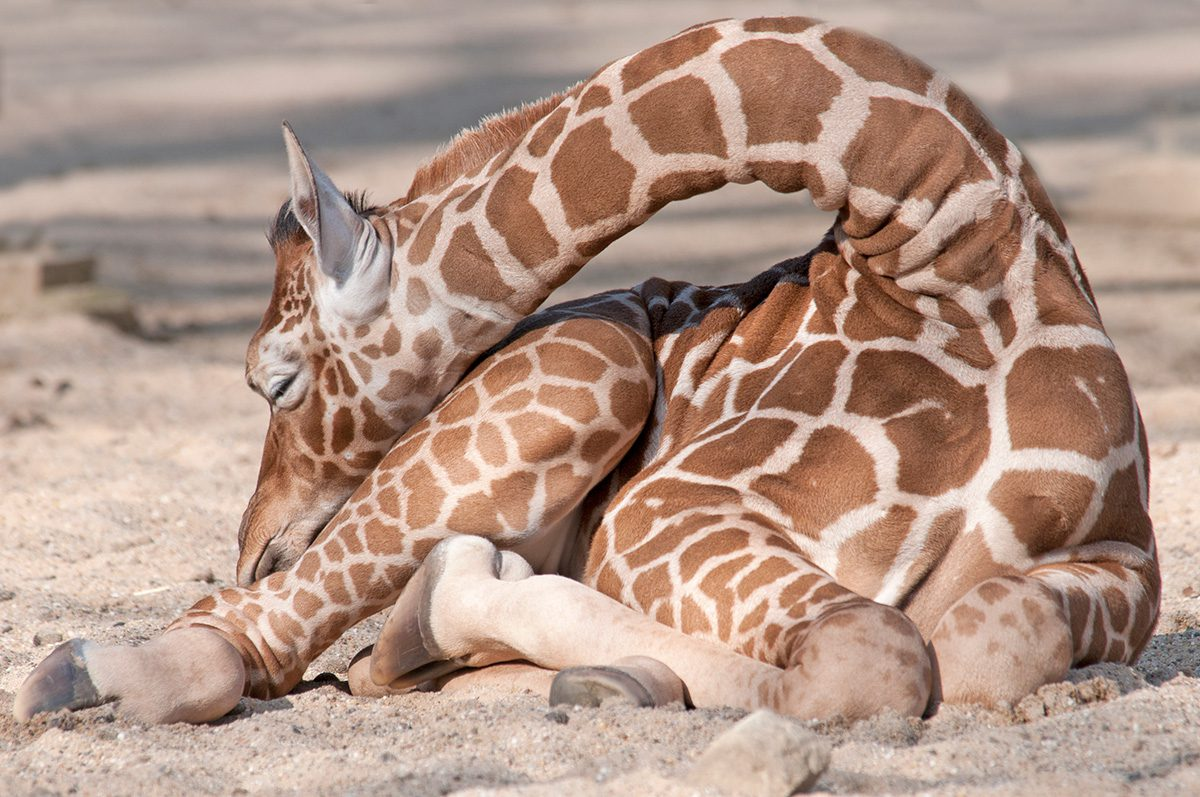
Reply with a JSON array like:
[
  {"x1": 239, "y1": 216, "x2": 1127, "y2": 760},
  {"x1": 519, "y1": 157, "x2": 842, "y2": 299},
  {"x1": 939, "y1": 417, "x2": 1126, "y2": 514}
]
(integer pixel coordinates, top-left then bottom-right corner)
[
  {"x1": 544, "y1": 709, "x2": 570, "y2": 725},
  {"x1": 0, "y1": 588, "x2": 15, "y2": 602},
  {"x1": 686, "y1": 709, "x2": 831, "y2": 796},
  {"x1": 33, "y1": 628, "x2": 64, "y2": 646}
]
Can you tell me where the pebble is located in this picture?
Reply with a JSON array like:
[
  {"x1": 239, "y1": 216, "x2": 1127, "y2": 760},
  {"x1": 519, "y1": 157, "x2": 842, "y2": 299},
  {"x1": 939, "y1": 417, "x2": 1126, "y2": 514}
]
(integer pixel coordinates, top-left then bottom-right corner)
[
  {"x1": 544, "y1": 710, "x2": 570, "y2": 725},
  {"x1": 33, "y1": 628, "x2": 64, "y2": 646},
  {"x1": 0, "y1": 589, "x2": 15, "y2": 601},
  {"x1": 685, "y1": 709, "x2": 831, "y2": 796}
]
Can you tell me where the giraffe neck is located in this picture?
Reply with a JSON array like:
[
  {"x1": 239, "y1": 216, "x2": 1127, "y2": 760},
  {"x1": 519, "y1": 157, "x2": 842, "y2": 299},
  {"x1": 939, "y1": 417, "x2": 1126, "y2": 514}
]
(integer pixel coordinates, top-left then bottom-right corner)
[{"x1": 410, "y1": 18, "x2": 1084, "y2": 343}]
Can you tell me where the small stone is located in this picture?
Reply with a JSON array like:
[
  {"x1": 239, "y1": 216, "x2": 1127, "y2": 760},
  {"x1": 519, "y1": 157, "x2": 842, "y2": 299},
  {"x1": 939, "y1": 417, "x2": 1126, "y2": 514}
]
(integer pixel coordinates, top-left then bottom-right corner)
[
  {"x1": 33, "y1": 628, "x2": 64, "y2": 646},
  {"x1": 0, "y1": 589, "x2": 15, "y2": 602},
  {"x1": 544, "y1": 709, "x2": 570, "y2": 725},
  {"x1": 1184, "y1": 586, "x2": 1196, "y2": 598},
  {"x1": 686, "y1": 709, "x2": 831, "y2": 796}
]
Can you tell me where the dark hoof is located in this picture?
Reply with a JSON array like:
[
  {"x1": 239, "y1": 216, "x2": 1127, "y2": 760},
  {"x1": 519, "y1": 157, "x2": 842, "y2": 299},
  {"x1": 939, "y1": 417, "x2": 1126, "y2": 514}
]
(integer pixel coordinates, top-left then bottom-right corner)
[
  {"x1": 549, "y1": 666, "x2": 656, "y2": 708},
  {"x1": 14, "y1": 639, "x2": 109, "y2": 722}
]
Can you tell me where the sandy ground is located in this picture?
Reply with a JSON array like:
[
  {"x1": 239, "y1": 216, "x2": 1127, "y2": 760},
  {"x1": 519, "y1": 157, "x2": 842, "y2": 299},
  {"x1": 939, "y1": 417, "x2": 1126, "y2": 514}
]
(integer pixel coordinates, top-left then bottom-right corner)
[{"x1": 2, "y1": 1, "x2": 1200, "y2": 794}]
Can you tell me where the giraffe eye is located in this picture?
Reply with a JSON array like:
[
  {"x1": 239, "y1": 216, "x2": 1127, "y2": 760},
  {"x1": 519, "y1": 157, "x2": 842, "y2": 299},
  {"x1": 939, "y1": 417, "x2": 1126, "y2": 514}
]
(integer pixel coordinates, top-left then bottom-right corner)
[{"x1": 269, "y1": 374, "x2": 298, "y2": 402}]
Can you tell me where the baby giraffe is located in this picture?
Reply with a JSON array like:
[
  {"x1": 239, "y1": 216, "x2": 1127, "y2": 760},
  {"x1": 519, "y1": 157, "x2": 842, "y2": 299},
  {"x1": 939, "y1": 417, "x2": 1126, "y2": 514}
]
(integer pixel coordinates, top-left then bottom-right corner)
[{"x1": 17, "y1": 17, "x2": 1158, "y2": 725}]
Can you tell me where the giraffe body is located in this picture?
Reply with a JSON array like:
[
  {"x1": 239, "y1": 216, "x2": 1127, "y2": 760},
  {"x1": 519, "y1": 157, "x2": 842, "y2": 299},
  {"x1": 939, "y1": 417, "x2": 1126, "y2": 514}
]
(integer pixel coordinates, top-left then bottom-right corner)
[{"x1": 16, "y1": 17, "x2": 1158, "y2": 724}]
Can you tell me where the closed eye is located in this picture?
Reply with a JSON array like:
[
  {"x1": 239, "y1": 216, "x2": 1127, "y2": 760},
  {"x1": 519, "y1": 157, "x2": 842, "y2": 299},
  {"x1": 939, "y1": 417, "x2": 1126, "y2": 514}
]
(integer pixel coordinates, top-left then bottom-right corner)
[{"x1": 269, "y1": 374, "x2": 297, "y2": 402}]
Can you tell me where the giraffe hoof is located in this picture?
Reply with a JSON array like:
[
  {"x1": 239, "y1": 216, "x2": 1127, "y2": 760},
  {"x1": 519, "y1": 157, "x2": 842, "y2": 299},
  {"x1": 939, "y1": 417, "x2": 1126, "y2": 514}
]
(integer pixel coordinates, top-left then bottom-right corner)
[
  {"x1": 550, "y1": 666, "x2": 658, "y2": 708},
  {"x1": 370, "y1": 553, "x2": 466, "y2": 689},
  {"x1": 13, "y1": 639, "x2": 109, "y2": 722}
]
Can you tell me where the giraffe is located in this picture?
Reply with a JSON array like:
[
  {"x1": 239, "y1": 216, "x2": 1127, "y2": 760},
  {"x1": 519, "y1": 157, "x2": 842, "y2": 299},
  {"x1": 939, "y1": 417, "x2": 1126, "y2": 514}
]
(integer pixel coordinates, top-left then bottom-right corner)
[{"x1": 16, "y1": 17, "x2": 1159, "y2": 725}]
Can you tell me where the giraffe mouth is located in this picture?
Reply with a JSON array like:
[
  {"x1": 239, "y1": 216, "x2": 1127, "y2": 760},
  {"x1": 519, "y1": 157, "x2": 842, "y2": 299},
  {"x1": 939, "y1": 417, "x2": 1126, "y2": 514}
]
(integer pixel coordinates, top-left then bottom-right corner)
[{"x1": 235, "y1": 515, "x2": 334, "y2": 587}]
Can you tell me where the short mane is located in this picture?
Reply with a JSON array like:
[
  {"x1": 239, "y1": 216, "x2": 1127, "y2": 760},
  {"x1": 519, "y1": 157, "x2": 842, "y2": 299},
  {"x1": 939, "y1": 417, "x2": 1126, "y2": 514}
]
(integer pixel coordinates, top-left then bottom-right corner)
[{"x1": 405, "y1": 90, "x2": 573, "y2": 201}]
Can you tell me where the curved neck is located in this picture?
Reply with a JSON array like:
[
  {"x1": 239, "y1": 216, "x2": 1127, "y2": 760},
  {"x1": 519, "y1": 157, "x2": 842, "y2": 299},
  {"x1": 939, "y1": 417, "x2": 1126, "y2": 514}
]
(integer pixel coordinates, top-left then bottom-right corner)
[{"x1": 405, "y1": 18, "x2": 1085, "y2": 344}]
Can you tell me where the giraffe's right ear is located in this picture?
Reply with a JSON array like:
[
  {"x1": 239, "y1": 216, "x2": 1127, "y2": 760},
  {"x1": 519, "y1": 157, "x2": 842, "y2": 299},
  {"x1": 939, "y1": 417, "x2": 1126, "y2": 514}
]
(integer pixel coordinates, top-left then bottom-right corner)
[{"x1": 282, "y1": 122, "x2": 391, "y2": 323}]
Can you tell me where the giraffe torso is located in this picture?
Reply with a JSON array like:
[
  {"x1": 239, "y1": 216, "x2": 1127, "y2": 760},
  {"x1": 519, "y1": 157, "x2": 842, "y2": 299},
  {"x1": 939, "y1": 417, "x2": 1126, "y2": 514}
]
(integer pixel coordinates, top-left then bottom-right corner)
[{"x1": 483, "y1": 222, "x2": 1147, "y2": 664}]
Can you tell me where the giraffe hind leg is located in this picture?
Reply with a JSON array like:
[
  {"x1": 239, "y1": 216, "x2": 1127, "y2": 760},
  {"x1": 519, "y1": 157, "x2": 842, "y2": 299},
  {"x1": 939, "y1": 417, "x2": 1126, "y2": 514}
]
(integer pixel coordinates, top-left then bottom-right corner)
[
  {"x1": 928, "y1": 545, "x2": 1158, "y2": 708},
  {"x1": 370, "y1": 535, "x2": 931, "y2": 720}
]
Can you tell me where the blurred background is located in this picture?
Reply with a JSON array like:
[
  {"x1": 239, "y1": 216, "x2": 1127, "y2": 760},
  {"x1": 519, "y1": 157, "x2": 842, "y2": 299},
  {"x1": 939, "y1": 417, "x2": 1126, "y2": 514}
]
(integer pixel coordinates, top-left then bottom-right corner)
[{"x1": 2, "y1": 1, "x2": 1198, "y2": 393}]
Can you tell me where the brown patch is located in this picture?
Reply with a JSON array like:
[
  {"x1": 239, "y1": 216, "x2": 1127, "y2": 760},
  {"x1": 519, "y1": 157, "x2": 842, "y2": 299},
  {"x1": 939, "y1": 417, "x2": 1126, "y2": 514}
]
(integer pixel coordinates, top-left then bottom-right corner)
[
  {"x1": 842, "y1": 274, "x2": 924, "y2": 343},
  {"x1": 407, "y1": 92, "x2": 567, "y2": 199},
  {"x1": 476, "y1": 422, "x2": 508, "y2": 467},
  {"x1": 944, "y1": 84, "x2": 1012, "y2": 175},
  {"x1": 721, "y1": 39, "x2": 840, "y2": 146},
  {"x1": 647, "y1": 170, "x2": 727, "y2": 214},
  {"x1": 492, "y1": 470, "x2": 536, "y2": 529},
  {"x1": 527, "y1": 105, "x2": 570, "y2": 158},
  {"x1": 749, "y1": 160, "x2": 827, "y2": 198},
  {"x1": 754, "y1": 339, "x2": 848, "y2": 415},
  {"x1": 482, "y1": 351, "x2": 534, "y2": 396},
  {"x1": 632, "y1": 563, "x2": 670, "y2": 608},
  {"x1": 679, "y1": 526, "x2": 749, "y2": 582},
  {"x1": 551, "y1": 119, "x2": 637, "y2": 229},
  {"x1": 323, "y1": 570, "x2": 352, "y2": 605},
  {"x1": 989, "y1": 470, "x2": 1096, "y2": 554},
  {"x1": 751, "y1": 425, "x2": 878, "y2": 537},
  {"x1": 537, "y1": 384, "x2": 599, "y2": 424},
  {"x1": 744, "y1": 16, "x2": 816, "y2": 34},
  {"x1": 430, "y1": 427, "x2": 479, "y2": 485},
  {"x1": 1007, "y1": 345, "x2": 1135, "y2": 459},
  {"x1": 577, "y1": 85, "x2": 612, "y2": 114},
  {"x1": 440, "y1": 224, "x2": 515, "y2": 305},
  {"x1": 699, "y1": 554, "x2": 756, "y2": 641},
  {"x1": 1086, "y1": 464, "x2": 1152, "y2": 551},
  {"x1": 680, "y1": 417, "x2": 798, "y2": 480},
  {"x1": 1033, "y1": 237, "x2": 1102, "y2": 328},
  {"x1": 629, "y1": 76, "x2": 727, "y2": 157},
  {"x1": 402, "y1": 461, "x2": 445, "y2": 528},
  {"x1": 508, "y1": 411, "x2": 575, "y2": 462},
  {"x1": 1020, "y1": 158, "x2": 1069, "y2": 241},
  {"x1": 407, "y1": 199, "x2": 446, "y2": 265},
  {"x1": 406, "y1": 278, "x2": 431, "y2": 315},
  {"x1": 360, "y1": 399, "x2": 395, "y2": 443},
  {"x1": 486, "y1": 166, "x2": 559, "y2": 268},
  {"x1": 847, "y1": 96, "x2": 992, "y2": 199},
  {"x1": 446, "y1": 492, "x2": 501, "y2": 533},
  {"x1": 610, "y1": 378, "x2": 650, "y2": 428},
  {"x1": 555, "y1": 320, "x2": 643, "y2": 369},
  {"x1": 736, "y1": 557, "x2": 796, "y2": 600},
  {"x1": 988, "y1": 297, "x2": 1017, "y2": 347},
  {"x1": 977, "y1": 580, "x2": 1011, "y2": 605},
  {"x1": 621, "y1": 26, "x2": 722, "y2": 93},
  {"x1": 330, "y1": 406, "x2": 355, "y2": 453},
  {"x1": 846, "y1": 350, "x2": 989, "y2": 495},
  {"x1": 681, "y1": 595, "x2": 713, "y2": 635},
  {"x1": 537, "y1": 342, "x2": 608, "y2": 382},
  {"x1": 582, "y1": 429, "x2": 620, "y2": 464},
  {"x1": 952, "y1": 603, "x2": 986, "y2": 637},
  {"x1": 836, "y1": 505, "x2": 918, "y2": 598},
  {"x1": 413, "y1": 329, "x2": 443, "y2": 361},
  {"x1": 437, "y1": 385, "x2": 480, "y2": 425},
  {"x1": 456, "y1": 185, "x2": 485, "y2": 212},
  {"x1": 823, "y1": 27, "x2": 931, "y2": 94}
]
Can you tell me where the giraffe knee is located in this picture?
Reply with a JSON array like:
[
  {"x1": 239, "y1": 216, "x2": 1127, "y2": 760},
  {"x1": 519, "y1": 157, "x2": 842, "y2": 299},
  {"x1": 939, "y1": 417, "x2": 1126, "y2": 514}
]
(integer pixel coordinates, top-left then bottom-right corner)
[
  {"x1": 931, "y1": 576, "x2": 1072, "y2": 708},
  {"x1": 779, "y1": 604, "x2": 931, "y2": 720}
]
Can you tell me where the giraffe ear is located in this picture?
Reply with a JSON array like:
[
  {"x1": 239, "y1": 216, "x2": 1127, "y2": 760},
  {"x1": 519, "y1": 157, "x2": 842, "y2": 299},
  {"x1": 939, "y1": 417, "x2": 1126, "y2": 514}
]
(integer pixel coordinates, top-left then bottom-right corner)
[{"x1": 282, "y1": 122, "x2": 391, "y2": 322}]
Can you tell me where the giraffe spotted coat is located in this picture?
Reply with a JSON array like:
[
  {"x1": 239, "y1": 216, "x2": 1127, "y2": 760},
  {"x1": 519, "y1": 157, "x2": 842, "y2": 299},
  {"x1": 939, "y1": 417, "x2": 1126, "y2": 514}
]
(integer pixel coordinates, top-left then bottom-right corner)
[{"x1": 16, "y1": 16, "x2": 1160, "y2": 723}]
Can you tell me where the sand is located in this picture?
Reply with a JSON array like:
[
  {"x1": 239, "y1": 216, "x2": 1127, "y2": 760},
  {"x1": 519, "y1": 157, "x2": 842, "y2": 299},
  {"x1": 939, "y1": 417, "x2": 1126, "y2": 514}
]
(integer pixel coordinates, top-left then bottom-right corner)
[{"x1": 2, "y1": 1, "x2": 1199, "y2": 794}]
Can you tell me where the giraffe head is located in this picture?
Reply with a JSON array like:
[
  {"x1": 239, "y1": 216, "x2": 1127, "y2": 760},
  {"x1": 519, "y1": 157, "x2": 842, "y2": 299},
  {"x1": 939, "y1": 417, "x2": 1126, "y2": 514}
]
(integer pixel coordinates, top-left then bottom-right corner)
[{"x1": 236, "y1": 125, "x2": 478, "y2": 586}]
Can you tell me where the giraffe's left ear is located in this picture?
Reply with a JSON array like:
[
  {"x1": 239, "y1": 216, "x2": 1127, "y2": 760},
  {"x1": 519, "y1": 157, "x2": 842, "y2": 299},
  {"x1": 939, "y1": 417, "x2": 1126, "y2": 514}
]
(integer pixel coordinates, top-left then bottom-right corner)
[{"x1": 282, "y1": 122, "x2": 391, "y2": 323}]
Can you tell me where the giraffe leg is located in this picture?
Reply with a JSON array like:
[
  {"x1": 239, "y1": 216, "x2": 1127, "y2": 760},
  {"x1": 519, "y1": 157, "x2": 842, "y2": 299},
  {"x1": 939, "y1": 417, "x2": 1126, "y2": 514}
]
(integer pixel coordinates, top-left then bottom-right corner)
[
  {"x1": 930, "y1": 544, "x2": 1159, "y2": 707},
  {"x1": 371, "y1": 535, "x2": 931, "y2": 720},
  {"x1": 14, "y1": 628, "x2": 244, "y2": 724}
]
